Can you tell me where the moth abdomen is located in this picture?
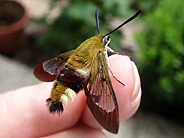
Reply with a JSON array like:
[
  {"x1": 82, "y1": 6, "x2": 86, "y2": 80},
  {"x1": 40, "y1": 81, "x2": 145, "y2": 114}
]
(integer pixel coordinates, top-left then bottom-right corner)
[
  {"x1": 47, "y1": 66, "x2": 88, "y2": 113},
  {"x1": 57, "y1": 66, "x2": 85, "y2": 92},
  {"x1": 47, "y1": 81, "x2": 77, "y2": 113},
  {"x1": 46, "y1": 98, "x2": 63, "y2": 114}
]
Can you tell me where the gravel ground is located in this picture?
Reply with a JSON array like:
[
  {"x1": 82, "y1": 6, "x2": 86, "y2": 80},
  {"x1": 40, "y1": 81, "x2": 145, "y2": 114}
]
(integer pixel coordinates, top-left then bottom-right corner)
[{"x1": 0, "y1": 55, "x2": 39, "y2": 93}]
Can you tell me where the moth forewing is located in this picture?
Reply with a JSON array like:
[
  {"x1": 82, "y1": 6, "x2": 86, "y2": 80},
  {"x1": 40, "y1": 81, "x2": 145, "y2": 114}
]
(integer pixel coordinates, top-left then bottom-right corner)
[{"x1": 84, "y1": 51, "x2": 119, "y2": 134}]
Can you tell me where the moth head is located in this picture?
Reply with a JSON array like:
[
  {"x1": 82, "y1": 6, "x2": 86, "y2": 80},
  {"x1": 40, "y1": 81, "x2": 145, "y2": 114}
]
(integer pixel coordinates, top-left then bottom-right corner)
[
  {"x1": 95, "y1": 9, "x2": 141, "y2": 49},
  {"x1": 103, "y1": 35, "x2": 111, "y2": 47}
]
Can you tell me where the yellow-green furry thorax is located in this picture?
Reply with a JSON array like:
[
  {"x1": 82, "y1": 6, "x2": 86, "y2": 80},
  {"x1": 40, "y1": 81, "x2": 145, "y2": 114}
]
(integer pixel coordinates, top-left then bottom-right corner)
[{"x1": 65, "y1": 34, "x2": 106, "y2": 72}]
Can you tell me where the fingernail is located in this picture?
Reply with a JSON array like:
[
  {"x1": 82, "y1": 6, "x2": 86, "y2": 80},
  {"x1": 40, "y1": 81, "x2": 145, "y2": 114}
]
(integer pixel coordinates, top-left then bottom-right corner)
[{"x1": 130, "y1": 61, "x2": 141, "y2": 102}]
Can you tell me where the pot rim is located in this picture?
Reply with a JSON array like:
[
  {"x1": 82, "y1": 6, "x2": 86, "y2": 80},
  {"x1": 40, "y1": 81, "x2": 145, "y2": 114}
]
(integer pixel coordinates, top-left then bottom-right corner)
[{"x1": 0, "y1": 1, "x2": 29, "y2": 35}]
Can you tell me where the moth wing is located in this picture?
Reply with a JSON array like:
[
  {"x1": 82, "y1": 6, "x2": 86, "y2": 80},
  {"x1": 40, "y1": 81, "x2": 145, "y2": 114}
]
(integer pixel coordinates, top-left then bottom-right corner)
[
  {"x1": 84, "y1": 51, "x2": 119, "y2": 134},
  {"x1": 34, "y1": 50, "x2": 74, "y2": 81}
]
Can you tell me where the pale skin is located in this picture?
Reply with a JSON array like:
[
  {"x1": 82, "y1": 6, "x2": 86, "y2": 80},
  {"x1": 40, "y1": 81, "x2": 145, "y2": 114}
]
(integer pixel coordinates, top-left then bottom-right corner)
[{"x1": 0, "y1": 55, "x2": 141, "y2": 138}]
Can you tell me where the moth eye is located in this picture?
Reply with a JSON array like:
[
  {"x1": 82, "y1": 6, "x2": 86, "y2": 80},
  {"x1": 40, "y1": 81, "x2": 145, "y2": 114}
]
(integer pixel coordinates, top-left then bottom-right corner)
[{"x1": 103, "y1": 35, "x2": 111, "y2": 46}]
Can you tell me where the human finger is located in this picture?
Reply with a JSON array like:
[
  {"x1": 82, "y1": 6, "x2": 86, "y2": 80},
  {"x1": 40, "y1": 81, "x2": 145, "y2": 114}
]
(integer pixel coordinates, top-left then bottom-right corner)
[{"x1": 0, "y1": 83, "x2": 86, "y2": 137}]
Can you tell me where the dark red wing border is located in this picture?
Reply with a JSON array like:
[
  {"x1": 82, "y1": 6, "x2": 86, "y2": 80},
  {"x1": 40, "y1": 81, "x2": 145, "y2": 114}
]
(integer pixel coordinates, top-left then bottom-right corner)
[
  {"x1": 34, "y1": 50, "x2": 74, "y2": 82},
  {"x1": 34, "y1": 63, "x2": 56, "y2": 81},
  {"x1": 85, "y1": 86, "x2": 119, "y2": 134}
]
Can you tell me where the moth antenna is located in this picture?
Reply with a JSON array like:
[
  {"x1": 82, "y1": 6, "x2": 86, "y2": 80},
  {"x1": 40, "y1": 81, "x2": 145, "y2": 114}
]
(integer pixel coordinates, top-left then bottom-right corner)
[
  {"x1": 104, "y1": 10, "x2": 141, "y2": 36},
  {"x1": 95, "y1": 9, "x2": 100, "y2": 34}
]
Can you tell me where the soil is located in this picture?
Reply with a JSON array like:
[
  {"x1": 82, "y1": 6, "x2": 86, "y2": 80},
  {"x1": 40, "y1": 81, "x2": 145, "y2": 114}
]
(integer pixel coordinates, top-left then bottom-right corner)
[{"x1": 0, "y1": 1, "x2": 24, "y2": 26}]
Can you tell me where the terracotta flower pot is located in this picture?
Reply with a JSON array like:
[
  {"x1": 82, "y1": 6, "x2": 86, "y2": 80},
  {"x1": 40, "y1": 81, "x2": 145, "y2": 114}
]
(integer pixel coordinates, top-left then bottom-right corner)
[{"x1": 0, "y1": 0, "x2": 29, "y2": 55}]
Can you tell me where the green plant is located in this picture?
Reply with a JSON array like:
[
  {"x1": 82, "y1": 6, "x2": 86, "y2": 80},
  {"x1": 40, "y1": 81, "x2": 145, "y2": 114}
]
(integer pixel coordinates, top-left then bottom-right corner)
[
  {"x1": 136, "y1": 0, "x2": 184, "y2": 111},
  {"x1": 131, "y1": 0, "x2": 159, "y2": 13},
  {"x1": 37, "y1": 0, "x2": 134, "y2": 56}
]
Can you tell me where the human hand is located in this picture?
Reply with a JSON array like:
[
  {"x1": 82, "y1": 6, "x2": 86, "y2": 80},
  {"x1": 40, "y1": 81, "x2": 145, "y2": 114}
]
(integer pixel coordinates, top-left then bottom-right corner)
[{"x1": 0, "y1": 55, "x2": 141, "y2": 138}]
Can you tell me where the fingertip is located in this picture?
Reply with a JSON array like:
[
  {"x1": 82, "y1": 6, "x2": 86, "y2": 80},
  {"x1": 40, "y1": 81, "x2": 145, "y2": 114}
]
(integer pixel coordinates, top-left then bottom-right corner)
[
  {"x1": 108, "y1": 55, "x2": 141, "y2": 121},
  {"x1": 81, "y1": 55, "x2": 142, "y2": 131}
]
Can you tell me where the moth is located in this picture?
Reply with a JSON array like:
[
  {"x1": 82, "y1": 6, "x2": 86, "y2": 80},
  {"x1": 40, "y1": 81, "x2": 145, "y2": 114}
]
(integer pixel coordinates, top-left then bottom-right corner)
[{"x1": 34, "y1": 10, "x2": 141, "y2": 134}]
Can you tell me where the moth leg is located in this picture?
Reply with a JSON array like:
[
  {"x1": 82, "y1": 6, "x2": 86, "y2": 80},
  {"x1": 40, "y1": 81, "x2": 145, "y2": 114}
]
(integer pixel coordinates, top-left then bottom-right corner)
[
  {"x1": 106, "y1": 46, "x2": 124, "y2": 55},
  {"x1": 108, "y1": 66, "x2": 125, "y2": 86}
]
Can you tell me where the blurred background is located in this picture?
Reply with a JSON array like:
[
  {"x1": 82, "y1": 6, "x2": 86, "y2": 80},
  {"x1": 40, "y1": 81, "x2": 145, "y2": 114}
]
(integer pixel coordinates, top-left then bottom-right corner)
[{"x1": 0, "y1": 0, "x2": 184, "y2": 137}]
